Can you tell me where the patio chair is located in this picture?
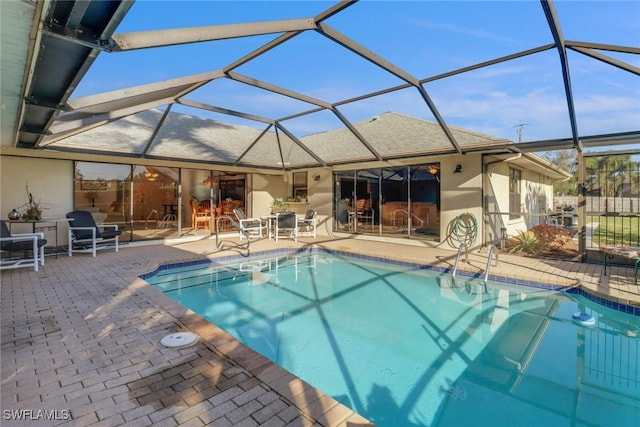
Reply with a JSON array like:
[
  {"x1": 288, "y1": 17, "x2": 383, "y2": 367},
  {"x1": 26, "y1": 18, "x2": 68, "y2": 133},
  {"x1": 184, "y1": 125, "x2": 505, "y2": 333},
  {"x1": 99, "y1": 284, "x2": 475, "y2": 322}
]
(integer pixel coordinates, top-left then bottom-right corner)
[
  {"x1": 274, "y1": 211, "x2": 297, "y2": 243},
  {"x1": 356, "y1": 198, "x2": 375, "y2": 231},
  {"x1": 66, "y1": 210, "x2": 121, "y2": 257},
  {"x1": 233, "y1": 208, "x2": 264, "y2": 240},
  {"x1": 190, "y1": 198, "x2": 212, "y2": 231},
  {"x1": 0, "y1": 220, "x2": 47, "y2": 271},
  {"x1": 297, "y1": 209, "x2": 317, "y2": 238}
]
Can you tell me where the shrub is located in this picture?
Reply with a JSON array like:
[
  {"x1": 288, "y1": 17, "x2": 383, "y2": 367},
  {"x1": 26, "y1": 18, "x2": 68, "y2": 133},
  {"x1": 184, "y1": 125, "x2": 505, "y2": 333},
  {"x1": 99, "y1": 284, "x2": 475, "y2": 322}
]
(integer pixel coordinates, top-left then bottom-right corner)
[
  {"x1": 508, "y1": 230, "x2": 539, "y2": 255},
  {"x1": 530, "y1": 224, "x2": 573, "y2": 250}
]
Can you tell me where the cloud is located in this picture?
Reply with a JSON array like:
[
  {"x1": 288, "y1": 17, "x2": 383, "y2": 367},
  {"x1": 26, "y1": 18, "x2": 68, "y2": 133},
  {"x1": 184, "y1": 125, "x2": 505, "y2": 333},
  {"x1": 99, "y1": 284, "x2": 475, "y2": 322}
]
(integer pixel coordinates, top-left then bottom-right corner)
[{"x1": 410, "y1": 19, "x2": 520, "y2": 45}]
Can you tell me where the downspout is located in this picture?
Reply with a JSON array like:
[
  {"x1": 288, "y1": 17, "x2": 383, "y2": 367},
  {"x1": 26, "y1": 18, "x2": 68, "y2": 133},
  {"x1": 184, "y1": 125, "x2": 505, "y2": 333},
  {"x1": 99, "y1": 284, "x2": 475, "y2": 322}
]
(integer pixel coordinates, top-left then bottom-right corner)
[{"x1": 482, "y1": 152, "x2": 522, "y2": 247}]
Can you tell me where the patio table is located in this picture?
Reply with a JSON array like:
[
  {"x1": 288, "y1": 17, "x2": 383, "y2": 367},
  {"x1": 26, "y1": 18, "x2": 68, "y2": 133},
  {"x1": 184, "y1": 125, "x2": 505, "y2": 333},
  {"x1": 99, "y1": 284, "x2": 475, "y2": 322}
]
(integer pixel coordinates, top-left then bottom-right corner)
[{"x1": 7, "y1": 218, "x2": 72, "y2": 255}]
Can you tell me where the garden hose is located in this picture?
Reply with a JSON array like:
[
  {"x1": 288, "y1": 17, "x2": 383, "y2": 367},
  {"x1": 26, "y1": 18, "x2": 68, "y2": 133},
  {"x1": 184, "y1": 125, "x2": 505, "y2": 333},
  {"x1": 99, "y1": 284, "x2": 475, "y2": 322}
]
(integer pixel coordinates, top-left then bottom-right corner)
[{"x1": 448, "y1": 212, "x2": 478, "y2": 249}]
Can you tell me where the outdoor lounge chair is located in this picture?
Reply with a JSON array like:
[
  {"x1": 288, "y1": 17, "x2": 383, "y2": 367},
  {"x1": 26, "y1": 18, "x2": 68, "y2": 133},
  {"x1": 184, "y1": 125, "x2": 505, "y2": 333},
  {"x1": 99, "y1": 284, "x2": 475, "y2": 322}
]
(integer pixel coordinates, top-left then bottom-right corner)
[
  {"x1": 297, "y1": 209, "x2": 317, "y2": 238},
  {"x1": 66, "y1": 211, "x2": 121, "y2": 257},
  {"x1": 233, "y1": 208, "x2": 264, "y2": 240},
  {"x1": 275, "y1": 211, "x2": 297, "y2": 243},
  {"x1": 0, "y1": 220, "x2": 47, "y2": 271}
]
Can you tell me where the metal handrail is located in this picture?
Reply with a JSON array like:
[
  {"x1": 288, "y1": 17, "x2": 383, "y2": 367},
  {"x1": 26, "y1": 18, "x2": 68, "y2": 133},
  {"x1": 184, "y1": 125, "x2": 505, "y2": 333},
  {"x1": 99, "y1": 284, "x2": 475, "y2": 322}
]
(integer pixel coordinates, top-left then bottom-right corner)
[
  {"x1": 392, "y1": 209, "x2": 424, "y2": 229},
  {"x1": 215, "y1": 215, "x2": 250, "y2": 255},
  {"x1": 483, "y1": 244, "x2": 499, "y2": 284},
  {"x1": 451, "y1": 244, "x2": 465, "y2": 279}
]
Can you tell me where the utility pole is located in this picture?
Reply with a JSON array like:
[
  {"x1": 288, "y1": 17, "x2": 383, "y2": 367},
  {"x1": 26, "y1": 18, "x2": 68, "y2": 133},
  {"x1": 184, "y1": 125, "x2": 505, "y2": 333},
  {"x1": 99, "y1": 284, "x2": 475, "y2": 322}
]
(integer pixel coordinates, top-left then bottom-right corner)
[{"x1": 514, "y1": 123, "x2": 528, "y2": 143}]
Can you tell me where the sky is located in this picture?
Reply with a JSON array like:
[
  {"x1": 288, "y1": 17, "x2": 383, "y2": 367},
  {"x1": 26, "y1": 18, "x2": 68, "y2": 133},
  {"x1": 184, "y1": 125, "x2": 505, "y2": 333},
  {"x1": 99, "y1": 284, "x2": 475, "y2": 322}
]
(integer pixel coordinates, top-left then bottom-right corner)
[{"x1": 73, "y1": 0, "x2": 640, "y2": 150}]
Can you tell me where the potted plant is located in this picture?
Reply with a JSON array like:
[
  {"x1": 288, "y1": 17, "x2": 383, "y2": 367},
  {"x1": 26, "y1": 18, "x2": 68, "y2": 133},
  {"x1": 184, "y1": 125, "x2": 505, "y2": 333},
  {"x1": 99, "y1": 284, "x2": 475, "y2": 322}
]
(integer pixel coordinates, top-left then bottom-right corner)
[
  {"x1": 270, "y1": 198, "x2": 289, "y2": 214},
  {"x1": 20, "y1": 182, "x2": 44, "y2": 220}
]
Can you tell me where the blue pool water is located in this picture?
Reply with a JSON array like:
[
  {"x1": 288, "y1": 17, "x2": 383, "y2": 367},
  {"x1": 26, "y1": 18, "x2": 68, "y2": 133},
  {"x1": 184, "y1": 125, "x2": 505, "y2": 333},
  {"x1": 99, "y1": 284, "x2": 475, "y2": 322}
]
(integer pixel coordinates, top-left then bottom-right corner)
[{"x1": 144, "y1": 251, "x2": 640, "y2": 426}]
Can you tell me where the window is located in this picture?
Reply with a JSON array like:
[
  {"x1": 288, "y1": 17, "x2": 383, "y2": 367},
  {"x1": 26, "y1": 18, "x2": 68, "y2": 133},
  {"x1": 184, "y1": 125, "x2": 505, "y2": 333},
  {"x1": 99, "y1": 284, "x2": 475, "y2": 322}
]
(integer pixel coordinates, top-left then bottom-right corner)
[
  {"x1": 74, "y1": 161, "x2": 133, "y2": 240},
  {"x1": 509, "y1": 168, "x2": 522, "y2": 220},
  {"x1": 292, "y1": 172, "x2": 307, "y2": 199}
]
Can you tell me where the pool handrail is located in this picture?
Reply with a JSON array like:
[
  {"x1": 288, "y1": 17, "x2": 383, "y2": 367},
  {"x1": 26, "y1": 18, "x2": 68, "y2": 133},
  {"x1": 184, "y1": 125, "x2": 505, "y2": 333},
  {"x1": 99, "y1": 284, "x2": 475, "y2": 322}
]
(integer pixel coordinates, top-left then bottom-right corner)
[
  {"x1": 215, "y1": 215, "x2": 250, "y2": 255},
  {"x1": 483, "y1": 244, "x2": 499, "y2": 284},
  {"x1": 451, "y1": 243, "x2": 465, "y2": 279}
]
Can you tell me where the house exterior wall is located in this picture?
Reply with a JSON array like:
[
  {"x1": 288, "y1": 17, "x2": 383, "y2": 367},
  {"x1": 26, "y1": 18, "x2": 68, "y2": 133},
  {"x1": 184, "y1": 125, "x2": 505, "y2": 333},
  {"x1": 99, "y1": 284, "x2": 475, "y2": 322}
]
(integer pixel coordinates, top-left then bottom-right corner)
[
  {"x1": 1, "y1": 156, "x2": 73, "y2": 245},
  {"x1": 251, "y1": 174, "x2": 289, "y2": 216},
  {"x1": 1, "y1": 153, "x2": 558, "y2": 249},
  {"x1": 484, "y1": 160, "x2": 556, "y2": 245},
  {"x1": 439, "y1": 154, "x2": 483, "y2": 249},
  {"x1": 322, "y1": 154, "x2": 485, "y2": 247}
]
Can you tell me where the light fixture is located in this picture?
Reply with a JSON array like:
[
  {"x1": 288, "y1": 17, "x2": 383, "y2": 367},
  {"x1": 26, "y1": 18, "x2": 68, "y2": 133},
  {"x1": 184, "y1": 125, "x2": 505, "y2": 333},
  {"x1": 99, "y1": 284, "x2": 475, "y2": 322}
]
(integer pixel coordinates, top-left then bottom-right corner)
[
  {"x1": 453, "y1": 164, "x2": 463, "y2": 173},
  {"x1": 202, "y1": 176, "x2": 218, "y2": 185},
  {"x1": 428, "y1": 165, "x2": 440, "y2": 182},
  {"x1": 144, "y1": 170, "x2": 159, "y2": 181},
  {"x1": 313, "y1": 174, "x2": 321, "y2": 182}
]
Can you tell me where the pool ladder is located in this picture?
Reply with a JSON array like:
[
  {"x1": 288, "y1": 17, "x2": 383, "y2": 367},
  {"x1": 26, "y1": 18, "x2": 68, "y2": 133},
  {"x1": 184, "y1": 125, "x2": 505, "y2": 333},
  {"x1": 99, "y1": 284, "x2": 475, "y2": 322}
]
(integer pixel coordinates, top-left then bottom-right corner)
[
  {"x1": 451, "y1": 244, "x2": 499, "y2": 284},
  {"x1": 483, "y1": 244, "x2": 499, "y2": 284},
  {"x1": 215, "y1": 215, "x2": 250, "y2": 256},
  {"x1": 451, "y1": 244, "x2": 467, "y2": 279}
]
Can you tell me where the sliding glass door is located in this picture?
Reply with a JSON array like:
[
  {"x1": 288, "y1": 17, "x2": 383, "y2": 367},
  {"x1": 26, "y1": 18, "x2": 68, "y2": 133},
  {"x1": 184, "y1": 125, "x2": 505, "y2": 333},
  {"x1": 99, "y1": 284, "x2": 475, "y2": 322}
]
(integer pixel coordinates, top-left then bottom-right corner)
[
  {"x1": 74, "y1": 162, "x2": 132, "y2": 242},
  {"x1": 334, "y1": 171, "x2": 354, "y2": 232},
  {"x1": 333, "y1": 163, "x2": 441, "y2": 240},
  {"x1": 355, "y1": 170, "x2": 379, "y2": 233},
  {"x1": 131, "y1": 165, "x2": 179, "y2": 240},
  {"x1": 380, "y1": 167, "x2": 408, "y2": 235},
  {"x1": 410, "y1": 164, "x2": 440, "y2": 239}
]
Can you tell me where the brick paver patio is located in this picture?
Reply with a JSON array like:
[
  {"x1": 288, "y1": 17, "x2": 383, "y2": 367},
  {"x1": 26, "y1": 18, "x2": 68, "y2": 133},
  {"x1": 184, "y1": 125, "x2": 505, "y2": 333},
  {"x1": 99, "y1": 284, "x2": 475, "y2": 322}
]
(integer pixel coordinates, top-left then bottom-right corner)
[{"x1": 2, "y1": 234, "x2": 638, "y2": 426}]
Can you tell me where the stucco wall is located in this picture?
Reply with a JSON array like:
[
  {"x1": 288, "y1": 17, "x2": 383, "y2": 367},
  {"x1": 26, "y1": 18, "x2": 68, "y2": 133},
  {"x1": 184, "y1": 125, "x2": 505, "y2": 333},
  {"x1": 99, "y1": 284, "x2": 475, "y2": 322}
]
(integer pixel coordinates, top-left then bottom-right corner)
[
  {"x1": 1, "y1": 156, "x2": 74, "y2": 246},
  {"x1": 439, "y1": 155, "x2": 483, "y2": 249},
  {"x1": 251, "y1": 174, "x2": 289, "y2": 217},
  {"x1": 484, "y1": 160, "x2": 556, "y2": 244},
  {"x1": 2, "y1": 154, "x2": 554, "y2": 248}
]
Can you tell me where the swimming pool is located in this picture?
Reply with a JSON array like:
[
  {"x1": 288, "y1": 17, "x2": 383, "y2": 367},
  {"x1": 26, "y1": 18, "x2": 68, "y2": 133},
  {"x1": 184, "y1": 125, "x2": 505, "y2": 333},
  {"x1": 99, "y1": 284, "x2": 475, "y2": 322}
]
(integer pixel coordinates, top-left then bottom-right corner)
[{"x1": 143, "y1": 250, "x2": 640, "y2": 426}]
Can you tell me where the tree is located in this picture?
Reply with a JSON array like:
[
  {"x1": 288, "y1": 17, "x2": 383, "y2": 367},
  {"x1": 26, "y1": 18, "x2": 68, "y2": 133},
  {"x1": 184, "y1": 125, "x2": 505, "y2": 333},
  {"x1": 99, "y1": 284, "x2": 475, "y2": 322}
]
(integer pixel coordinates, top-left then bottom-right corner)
[
  {"x1": 542, "y1": 150, "x2": 578, "y2": 196},
  {"x1": 584, "y1": 155, "x2": 637, "y2": 197}
]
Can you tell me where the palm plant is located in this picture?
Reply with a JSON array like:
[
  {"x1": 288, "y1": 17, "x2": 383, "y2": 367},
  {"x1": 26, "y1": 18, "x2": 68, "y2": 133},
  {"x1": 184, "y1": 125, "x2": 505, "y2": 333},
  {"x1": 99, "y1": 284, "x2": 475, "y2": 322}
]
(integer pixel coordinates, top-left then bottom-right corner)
[{"x1": 508, "y1": 230, "x2": 539, "y2": 255}]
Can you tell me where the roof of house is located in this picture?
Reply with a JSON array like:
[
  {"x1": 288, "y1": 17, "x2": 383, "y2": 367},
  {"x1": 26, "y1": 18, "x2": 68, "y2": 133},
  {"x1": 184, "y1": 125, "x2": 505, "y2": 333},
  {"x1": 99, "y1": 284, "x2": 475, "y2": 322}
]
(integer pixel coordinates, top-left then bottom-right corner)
[
  {"x1": 48, "y1": 109, "x2": 513, "y2": 167},
  {"x1": 2, "y1": 1, "x2": 637, "y2": 169}
]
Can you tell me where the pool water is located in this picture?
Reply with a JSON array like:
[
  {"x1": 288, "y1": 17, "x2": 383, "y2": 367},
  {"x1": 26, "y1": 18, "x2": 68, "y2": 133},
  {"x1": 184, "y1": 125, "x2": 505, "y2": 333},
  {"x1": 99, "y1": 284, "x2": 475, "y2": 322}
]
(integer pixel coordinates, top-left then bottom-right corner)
[{"x1": 145, "y1": 252, "x2": 640, "y2": 427}]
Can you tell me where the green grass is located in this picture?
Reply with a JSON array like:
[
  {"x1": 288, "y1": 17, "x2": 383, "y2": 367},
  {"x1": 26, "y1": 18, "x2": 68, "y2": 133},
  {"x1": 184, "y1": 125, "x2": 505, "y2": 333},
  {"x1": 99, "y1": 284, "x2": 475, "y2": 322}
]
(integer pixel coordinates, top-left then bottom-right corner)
[{"x1": 586, "y1": 215, "x2": 640, "y2": 246}]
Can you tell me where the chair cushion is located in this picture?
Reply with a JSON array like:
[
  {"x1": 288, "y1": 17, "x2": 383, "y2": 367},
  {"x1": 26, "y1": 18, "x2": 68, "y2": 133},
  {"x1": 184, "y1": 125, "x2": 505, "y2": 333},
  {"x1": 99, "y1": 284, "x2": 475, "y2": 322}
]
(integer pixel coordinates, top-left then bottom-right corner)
[
  {"x1": 3, "y1": 238, "x2": 47, "y2": 252},
  {"x1": 67, "y1": 211, "x2": 99, "y2": 239},
  {"x1": 100, "y1": 229, "x2": 121, "y2": 239},
  {"x1": 243, "y1": 220, "x2": 262, "y2": 228},
  {"x1": 277, "y1": 212, "x2": 296, "y2": 228},
  {"x1": 0, "y1": 220, "x2": 47, "y2": 251},
  {"x1": 234, "y1": 208, "x2": 248, "y2": 220},
  {"x1": 0, "y1": 220, "x2": 11, "y2": 239},
  {"x1": 67, "y1": 211, "x2": 121, "y2": 240}
]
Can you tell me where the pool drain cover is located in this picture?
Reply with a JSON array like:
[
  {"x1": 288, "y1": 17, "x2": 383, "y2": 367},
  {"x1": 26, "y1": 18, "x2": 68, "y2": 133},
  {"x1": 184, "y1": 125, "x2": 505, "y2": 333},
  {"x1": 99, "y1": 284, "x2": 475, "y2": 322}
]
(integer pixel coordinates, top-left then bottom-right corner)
[
  {"x1": 161, "y1": 332, "x2": 198, "y2": 348},
  {"x1": 446, "y1": 385, "x2": 467, "y2": 401}
]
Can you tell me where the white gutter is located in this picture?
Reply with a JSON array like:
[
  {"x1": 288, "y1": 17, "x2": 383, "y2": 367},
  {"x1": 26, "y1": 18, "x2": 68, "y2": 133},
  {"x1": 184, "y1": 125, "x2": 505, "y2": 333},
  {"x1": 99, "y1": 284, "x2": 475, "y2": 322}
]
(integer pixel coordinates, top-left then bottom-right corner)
[{"x1": 484, "y1": 153, "x2": 522, "y2": 174}]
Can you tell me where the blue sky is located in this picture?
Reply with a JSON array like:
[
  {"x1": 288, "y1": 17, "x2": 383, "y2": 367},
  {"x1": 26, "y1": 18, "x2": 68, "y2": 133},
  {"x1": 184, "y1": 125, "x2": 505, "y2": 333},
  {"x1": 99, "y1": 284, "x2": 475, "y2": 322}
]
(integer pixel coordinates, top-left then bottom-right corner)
[{"x1": 74, "y1": 1, "x2": 640, "y2": 147}]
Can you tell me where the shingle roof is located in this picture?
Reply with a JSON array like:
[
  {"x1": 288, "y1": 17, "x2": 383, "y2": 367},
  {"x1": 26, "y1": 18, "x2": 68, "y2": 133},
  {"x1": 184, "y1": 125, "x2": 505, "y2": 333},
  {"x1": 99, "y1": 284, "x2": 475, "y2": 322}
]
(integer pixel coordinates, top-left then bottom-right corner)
[{"x1": 50, "y1": 109, "x2": 513, "y2": 168}]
